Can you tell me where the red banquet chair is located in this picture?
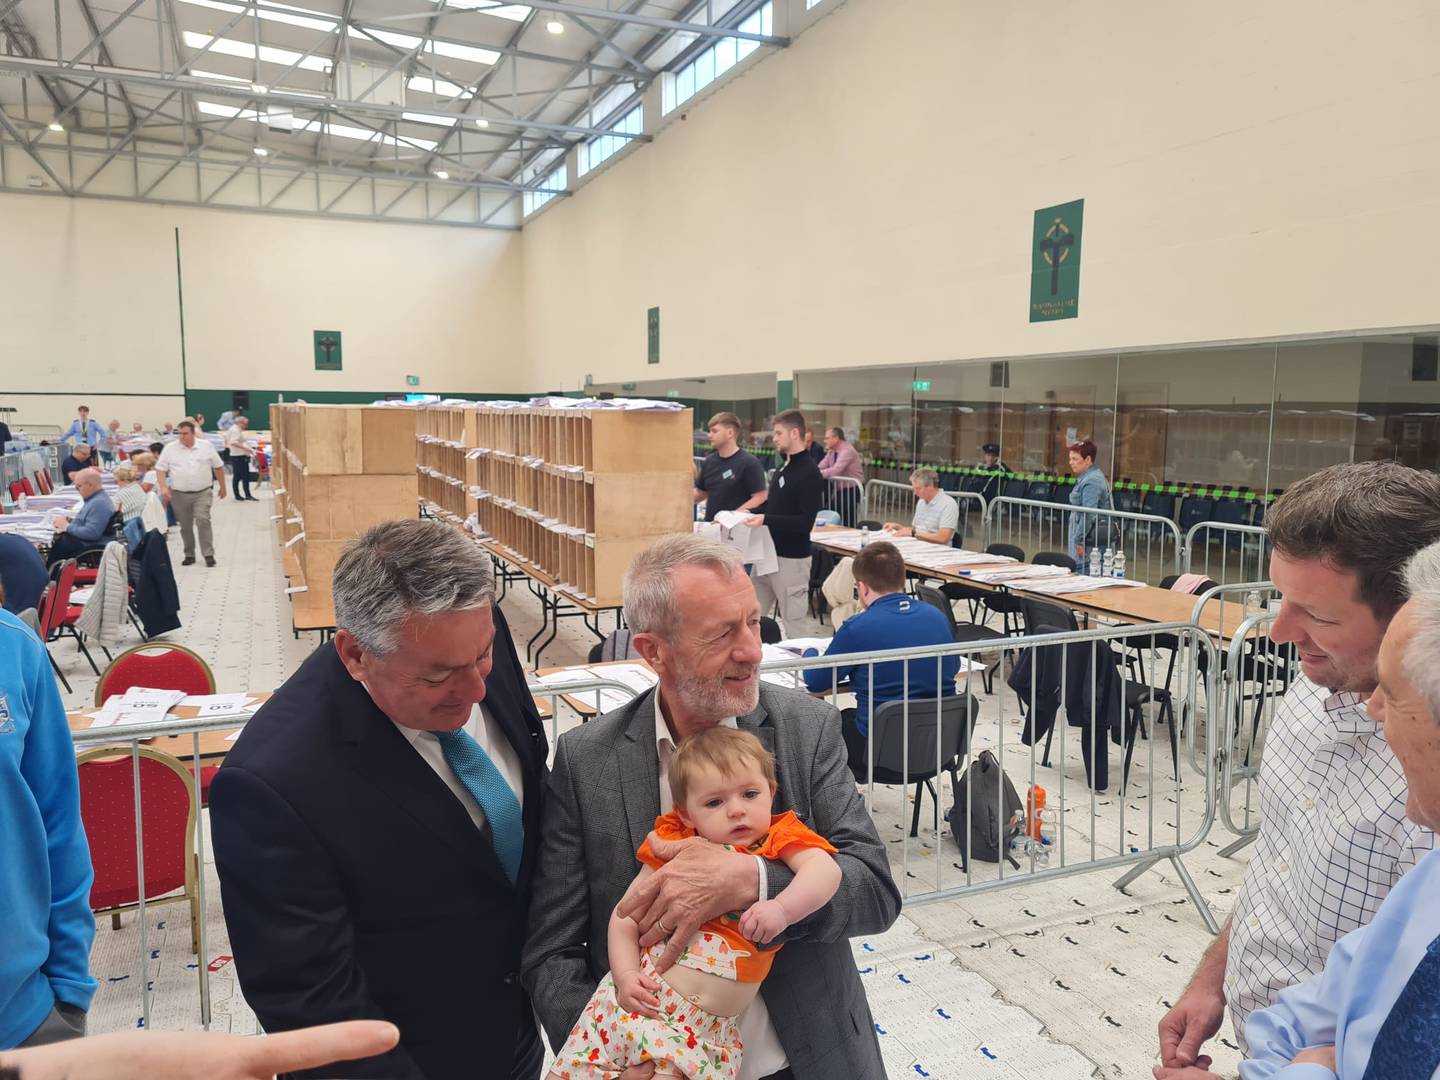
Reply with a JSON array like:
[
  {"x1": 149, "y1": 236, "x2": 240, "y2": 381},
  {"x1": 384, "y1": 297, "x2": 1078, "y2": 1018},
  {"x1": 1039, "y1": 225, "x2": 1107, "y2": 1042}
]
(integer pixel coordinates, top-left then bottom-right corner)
[
  {"x1": 38, "y1": 559, "x2": 102, "y2": 684},
  {"x1": 76, "y1": 745, "x2": 204, "y2": 1012},
  {"x1": 96, "y1": 644, "x2": 220, "y2": 802}
]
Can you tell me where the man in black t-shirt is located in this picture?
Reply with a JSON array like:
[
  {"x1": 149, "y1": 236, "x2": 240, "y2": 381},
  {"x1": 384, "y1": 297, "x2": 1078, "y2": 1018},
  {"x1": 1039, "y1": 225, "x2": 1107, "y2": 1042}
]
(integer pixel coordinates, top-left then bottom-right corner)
[
  {"x1": 745, "y1": 409, "x2": 824, "y2": 635},
  {"x1": 693, "y1": 411, "x2": 767, "y2": 522}
]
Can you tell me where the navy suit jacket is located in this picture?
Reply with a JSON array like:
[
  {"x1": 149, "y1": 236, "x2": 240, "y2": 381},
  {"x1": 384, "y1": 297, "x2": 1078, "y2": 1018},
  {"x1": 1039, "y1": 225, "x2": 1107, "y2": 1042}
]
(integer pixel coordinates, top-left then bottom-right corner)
[{"x1": 211, "y1": 606, "x2": 547, "y2": 1079}]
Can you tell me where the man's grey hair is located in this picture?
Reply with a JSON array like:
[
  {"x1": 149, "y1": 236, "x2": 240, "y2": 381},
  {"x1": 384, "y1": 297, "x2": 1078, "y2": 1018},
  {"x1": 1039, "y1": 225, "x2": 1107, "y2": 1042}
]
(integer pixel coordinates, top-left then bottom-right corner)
[
  {"x1": 624, "y1": 533, "x2": 743, "y2": 638},
  {"x1": 332, "y1": 519, "x2": 494, "y2": 656},
  {"x1": 1402, "y1": 541, "x2": 1440, "y2": 724},
  {"x1": 910, "y1": 468, "x2": 939, "y2": 488}
]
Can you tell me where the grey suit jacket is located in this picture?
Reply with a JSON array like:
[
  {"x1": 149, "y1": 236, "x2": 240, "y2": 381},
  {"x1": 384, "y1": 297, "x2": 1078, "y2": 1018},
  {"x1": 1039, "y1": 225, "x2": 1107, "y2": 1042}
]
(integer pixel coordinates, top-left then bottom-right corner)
[{"x1": 520, "y1": 683, "x2": 901, "y2": 1079}]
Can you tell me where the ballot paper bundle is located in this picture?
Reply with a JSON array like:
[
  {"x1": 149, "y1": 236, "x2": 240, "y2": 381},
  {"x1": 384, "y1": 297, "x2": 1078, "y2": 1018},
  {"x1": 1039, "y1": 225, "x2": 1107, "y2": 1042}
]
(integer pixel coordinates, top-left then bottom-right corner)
[{"x1": 86, "y1": 689, "x2": 261, "y2": 728}]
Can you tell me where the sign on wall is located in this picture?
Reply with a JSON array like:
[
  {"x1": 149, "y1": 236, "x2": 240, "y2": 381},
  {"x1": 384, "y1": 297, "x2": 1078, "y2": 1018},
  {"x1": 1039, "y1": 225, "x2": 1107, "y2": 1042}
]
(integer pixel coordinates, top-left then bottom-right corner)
[
  {"x1": 647, "y1": 307, "x2": 660, "y2": 365},
  {"x1": 1029, "y1": 199, "x2": 1084, "y2": 322},
  {"x1": 314, "y1": 330, "x2": 343, "y2": 371}
]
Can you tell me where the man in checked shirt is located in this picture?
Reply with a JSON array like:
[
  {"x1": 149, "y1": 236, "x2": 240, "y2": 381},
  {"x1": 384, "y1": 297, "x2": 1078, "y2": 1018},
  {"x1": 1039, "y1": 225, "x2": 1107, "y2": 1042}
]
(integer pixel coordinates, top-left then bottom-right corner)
[{"x1": 1158, "y1": 461, "x2": 1440, "y2": 1072}]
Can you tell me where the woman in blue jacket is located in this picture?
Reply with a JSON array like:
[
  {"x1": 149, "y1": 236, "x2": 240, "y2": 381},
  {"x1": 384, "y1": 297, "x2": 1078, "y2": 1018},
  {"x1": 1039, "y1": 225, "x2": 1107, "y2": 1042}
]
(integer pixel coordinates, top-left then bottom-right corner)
[{"x1": 1067, "y1": 438, "x2": 1115, "y2": 562}]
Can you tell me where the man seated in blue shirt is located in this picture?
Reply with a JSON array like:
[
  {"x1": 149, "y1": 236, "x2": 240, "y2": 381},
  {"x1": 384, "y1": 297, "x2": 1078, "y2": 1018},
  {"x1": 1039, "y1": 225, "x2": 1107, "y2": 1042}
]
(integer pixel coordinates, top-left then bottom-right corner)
[
  {"x1": 46, "y1": 469, "x2": 115, "y2": 568},
  {"x1": 802, "y1": 541, "x2": 959, "y2": 778},
  {"x1": 1154, "y1": 538, "x2": 1440, "y2": 1080}
]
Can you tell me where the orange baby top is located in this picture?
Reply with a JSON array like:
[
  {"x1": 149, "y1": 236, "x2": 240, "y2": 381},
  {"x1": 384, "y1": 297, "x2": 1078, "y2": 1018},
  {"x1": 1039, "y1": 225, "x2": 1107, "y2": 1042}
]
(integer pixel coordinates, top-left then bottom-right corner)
[{"x1": 635, "y1": 810, "x2": 838, "y2": 983}]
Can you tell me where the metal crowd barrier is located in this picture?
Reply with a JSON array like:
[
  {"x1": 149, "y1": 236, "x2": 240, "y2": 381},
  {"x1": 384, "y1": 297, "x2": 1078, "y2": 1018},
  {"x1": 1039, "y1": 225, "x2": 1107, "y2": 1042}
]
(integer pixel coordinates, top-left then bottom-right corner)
[
  {"x1": 1214, "y1": 602, "x2": 1293, "y2": 855},
  {"x1": 759, "y1": 622, "x2": 1224, "y2": 933},
  {"x1": 822, "y1": 476, "x2": 866, "y2": 525},
  {"x1": 985, "y1": 496, "x2": 1184, "y2": 585},
  {"x1": 1185, "y1": 520, "x2": 1272, "y2": 586}
]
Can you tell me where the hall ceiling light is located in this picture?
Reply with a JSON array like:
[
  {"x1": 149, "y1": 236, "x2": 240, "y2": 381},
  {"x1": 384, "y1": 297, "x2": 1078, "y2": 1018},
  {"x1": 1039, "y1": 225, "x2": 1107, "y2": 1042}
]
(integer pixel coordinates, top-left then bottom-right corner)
[
  {"x1": 434, "y1": 169, "x2": 450, "y2": 179},
  {"x1": 47, "y1": 121, "x2": 65, "y2": 132},
  {"x1": 546, "y1": 16, "x2": 564, "y2": 33},
  {"x1": 474, "y1": 117, "x2": 490, "y2": 128},
  {"x1": 251, "y1": 83, "x2": 269, "y2": 94},
  {"x1": 253, "y1": 145, "x2": 269, "y2": 156}
]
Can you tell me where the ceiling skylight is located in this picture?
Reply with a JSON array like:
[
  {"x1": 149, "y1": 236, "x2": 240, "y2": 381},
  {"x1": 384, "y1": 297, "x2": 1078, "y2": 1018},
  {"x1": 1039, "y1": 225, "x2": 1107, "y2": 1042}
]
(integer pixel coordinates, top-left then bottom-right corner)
[{"x1": 196, "y1": 99, "x2": 439, "y2": 151}]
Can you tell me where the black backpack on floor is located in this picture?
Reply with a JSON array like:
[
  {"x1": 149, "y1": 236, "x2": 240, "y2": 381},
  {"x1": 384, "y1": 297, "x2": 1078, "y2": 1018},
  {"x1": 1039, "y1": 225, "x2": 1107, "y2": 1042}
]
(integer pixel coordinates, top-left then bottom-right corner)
[{"x1": 947, "y1": 750, "x2": 1023, "y2": 870}]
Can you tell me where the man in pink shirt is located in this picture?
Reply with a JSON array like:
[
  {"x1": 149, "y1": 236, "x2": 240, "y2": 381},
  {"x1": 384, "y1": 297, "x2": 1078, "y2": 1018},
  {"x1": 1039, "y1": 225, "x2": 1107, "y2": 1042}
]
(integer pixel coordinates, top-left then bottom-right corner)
[{"x1": 819, "y1": 427, "x2": 864, "y2": 525}]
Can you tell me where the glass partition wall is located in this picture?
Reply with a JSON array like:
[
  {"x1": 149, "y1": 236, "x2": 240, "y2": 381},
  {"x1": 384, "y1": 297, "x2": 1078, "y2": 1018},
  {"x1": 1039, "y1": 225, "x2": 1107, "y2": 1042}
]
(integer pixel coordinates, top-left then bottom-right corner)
[{"x1": 794, "y1": 333, "x2": 1440, "y2": 583}]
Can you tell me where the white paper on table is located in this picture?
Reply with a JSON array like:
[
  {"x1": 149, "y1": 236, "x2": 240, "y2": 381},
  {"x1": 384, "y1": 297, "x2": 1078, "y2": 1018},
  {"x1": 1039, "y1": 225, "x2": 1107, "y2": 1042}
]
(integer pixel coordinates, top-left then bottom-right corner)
[
  {"x1": 179, "y1": 693, "x2": 251, "y2": 709},
  {"x1": 89, "y1": 687, "x2": 187, "y2": 727},
  {"x1": 1018, "y1": 574, "x2": 1147, "y2": 595},
  {"x1": 771, "y1": 637, "x2": 832, "y2": 656}
]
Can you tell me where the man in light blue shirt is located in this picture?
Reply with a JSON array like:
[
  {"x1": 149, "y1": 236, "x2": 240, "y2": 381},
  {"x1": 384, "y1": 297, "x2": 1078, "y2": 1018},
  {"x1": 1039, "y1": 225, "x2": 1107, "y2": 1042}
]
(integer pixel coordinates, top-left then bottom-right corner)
[
  {"x1": 1155, "y1": 538, "x2": 1440, "y2": 1080},
  {"x1": 46, "y1": 469, "x2": 115, "y2": 567},
  {"x1": 59, "y1": 405, "x2": 104, "y2": 450}
]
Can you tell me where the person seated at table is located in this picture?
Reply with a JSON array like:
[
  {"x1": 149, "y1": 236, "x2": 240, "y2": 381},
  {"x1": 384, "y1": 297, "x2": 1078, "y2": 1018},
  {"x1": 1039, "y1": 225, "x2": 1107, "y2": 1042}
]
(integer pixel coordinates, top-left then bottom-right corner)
[
  {"x1": 882, "y1": 468, "x2": 959, "y2": 546},
  {"x1": 111, "y1": 465, "x2": 146, "y2": 524},
  {"x1": 1153, "y1": 539, "x2": 1440, "y2": 1080},
  {"x1": 801, "y1": 541, "x2": 960, "y2": 779},
  {"x1": 58, "y1": 444, "x2": 92, "y2": 486},
  {"x1": 129, "y1": 452, "x2": 157, "y2": 494},
  {"x1": 46, "y1": 469, "x2": 114, "y2": 568}
]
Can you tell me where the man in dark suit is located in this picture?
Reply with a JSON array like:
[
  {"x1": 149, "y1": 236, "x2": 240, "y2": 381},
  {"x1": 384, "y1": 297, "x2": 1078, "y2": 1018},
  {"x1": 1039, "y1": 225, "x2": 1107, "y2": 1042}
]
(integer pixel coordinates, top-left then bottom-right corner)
[
  {"x1": 522, "y1": 533, "x2": 900, "y2": 1080},
  {"x1": 211, "y1": 519, "x2": 548, "y2": 1079}
]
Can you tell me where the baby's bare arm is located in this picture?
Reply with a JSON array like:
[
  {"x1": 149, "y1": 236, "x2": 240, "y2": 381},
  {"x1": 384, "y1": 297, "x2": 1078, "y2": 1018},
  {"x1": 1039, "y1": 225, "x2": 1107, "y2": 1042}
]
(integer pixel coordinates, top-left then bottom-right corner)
[
  {"x1": 773, "y1": 846, "x2": 842, "y2": 924},
  {"x1": 739, "y1": 846, "x2": 842, "y2": 944}
]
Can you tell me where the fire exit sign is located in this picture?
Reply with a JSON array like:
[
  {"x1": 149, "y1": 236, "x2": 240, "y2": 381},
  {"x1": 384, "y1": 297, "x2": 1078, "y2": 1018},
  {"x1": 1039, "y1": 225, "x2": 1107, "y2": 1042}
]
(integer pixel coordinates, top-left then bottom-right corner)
[{"x1": 912, "y1": 380, "x2": 931, "y2": 392}]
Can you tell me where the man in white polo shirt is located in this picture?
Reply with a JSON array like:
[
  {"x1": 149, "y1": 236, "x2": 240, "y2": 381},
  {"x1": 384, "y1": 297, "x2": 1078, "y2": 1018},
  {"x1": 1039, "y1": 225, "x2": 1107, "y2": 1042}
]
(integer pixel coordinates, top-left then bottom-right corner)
[
  {"x1": 883, "y1": 467, "x2": 960, "y2": 546},
  {"x1": 155, "y1": 420, "x2": 226, "y2": 567}
]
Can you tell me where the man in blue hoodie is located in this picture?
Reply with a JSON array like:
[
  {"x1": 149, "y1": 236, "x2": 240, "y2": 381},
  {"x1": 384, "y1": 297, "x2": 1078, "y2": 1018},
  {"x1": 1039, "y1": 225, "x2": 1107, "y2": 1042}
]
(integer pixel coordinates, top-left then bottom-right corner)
[{"x1": 0, "y1": 606, "x2": 96, "y2": 1048}]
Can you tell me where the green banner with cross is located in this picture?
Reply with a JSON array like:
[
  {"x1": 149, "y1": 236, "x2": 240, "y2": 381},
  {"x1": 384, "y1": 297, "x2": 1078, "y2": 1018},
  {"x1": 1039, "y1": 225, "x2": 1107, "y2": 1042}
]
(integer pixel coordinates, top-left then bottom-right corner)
[
  {"x1": 1030, "y1": 198, "x2": 1084, "y2": 322},
  {"x1": 314, "y1": 330, "x2": 343, "y2": 371}
]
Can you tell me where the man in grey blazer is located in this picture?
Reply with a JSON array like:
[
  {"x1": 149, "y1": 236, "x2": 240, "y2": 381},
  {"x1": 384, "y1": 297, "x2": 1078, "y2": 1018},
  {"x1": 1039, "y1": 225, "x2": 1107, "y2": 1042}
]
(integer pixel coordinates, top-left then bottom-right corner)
[{"x1": 521, "y1": 534, "x2": 900, "y2": 1080}]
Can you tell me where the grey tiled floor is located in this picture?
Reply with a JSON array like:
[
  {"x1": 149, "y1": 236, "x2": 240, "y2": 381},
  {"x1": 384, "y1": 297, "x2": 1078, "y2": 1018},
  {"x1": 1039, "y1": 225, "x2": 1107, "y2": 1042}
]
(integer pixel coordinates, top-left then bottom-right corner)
[{"x1": 66, "y1": 491, "x2": 1251, "y2": 1079}]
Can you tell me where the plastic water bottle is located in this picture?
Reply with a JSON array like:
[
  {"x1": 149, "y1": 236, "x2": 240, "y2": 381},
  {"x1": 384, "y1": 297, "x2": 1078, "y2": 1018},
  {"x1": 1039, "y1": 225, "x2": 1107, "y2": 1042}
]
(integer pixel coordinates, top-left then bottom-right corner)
[
  {"x1": 1088, "y1": 547, "x2": 1102, "y2": 577},
  {"x1": 1112, "y1": 549, "x2": 1126, "y2": 579},
  {"x1": 1101, "y1": 548, "x2": 1114, "y2": 578},
  {"x1": 1245, "y1": 589, "x2": 1264, "y2": 617},
  {"x1": 860, "y1": 526, "x2": 871, "y2": 547}
]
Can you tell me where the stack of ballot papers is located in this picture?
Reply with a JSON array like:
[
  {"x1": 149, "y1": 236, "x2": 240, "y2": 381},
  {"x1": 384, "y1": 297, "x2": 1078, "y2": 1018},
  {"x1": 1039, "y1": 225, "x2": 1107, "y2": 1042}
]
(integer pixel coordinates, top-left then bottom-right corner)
[
  {"x1": 963, "y1": 564, "x2": 1074, "y2": 585},
  {"x1": 84, "y1": 689, "x2": 262, "y2": 728},
  {"x1": 1016, "y1": 573, "x2": 1147, "y2": 595},
  {"x1": 533, "y1": 663, "x2": 658, "y2": 714}
]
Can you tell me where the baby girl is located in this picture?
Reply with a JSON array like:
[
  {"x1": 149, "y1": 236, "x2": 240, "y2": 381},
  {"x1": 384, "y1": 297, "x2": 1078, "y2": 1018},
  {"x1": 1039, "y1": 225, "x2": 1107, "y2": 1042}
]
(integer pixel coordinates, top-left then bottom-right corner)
[{"x1": 547, "y1": 725, "x2": 842, "y2": 1079}]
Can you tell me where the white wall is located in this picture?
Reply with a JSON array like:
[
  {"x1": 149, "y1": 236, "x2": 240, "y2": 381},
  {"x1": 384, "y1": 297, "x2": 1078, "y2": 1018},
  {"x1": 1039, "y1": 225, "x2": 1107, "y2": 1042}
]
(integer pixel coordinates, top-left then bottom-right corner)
[
  {"x1": 521, "y1": 0, "x2": 1440, "y2": 388},
  {"x1": 0, "y1": 194, "x2": 525, "y2": 428}
]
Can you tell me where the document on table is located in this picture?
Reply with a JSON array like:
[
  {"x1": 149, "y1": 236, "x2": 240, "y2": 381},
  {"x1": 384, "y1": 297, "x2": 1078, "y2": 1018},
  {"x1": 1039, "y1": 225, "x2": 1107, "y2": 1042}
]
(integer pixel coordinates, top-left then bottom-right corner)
[
  {"x1": 533, "y1": 664, "x2": 657, "y2": 713},
  {"x1": 179, "y1": 693, "x2": 256, "y2": 715},
  {"x1": 87, "y1": 687, "x2": 188, "y2": 727},
  {"x1": 965, "y1": 564, "x2": 1073, "y2": 584},
  {"x1": 1017, "y1": 574, "x2": 1146, "y2": 595}
]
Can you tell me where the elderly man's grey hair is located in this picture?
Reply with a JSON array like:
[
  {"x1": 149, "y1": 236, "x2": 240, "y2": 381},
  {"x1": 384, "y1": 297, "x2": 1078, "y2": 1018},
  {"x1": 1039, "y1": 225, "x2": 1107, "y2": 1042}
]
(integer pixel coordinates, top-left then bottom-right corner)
[
  {"x1": 909, "y1": 467, "x2": 939, "y2": 488},
  {"x1": 1402, "y1": 541, "x2": 1440, "y2": 724},
  {"x1": 332, "y1": 519, "x2": 494, "y2": 656},
  {"x1": 623, "y1": 533, "x2": 744, "y2": 639}
]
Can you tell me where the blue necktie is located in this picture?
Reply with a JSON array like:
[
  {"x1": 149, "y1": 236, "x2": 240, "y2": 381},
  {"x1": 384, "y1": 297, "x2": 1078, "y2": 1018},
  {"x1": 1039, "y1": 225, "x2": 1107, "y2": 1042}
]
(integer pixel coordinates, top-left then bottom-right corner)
[
  {"x1": 1362, "y1": 932, "x2": 1440, "y2": 1079},
  {"x1": 434, "y1": 728, "x2": 524, "y2": 884}
]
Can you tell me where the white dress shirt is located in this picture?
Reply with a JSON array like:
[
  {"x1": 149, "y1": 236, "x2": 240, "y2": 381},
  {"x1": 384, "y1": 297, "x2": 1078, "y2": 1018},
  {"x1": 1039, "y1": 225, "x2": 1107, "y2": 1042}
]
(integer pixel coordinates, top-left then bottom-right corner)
[
  {"x1": 155, "y1": 439, "x2": 223, "y2": 492},
  {"x1": 390, "y1": 701, "x2": 525, "y2": 832},
  {"x1": 653, "y1": 710, "x2": 786, "y2": 1080},
  {"x1": 1224, "y1": 673, "x2": 1435, "y2": 1048}
]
